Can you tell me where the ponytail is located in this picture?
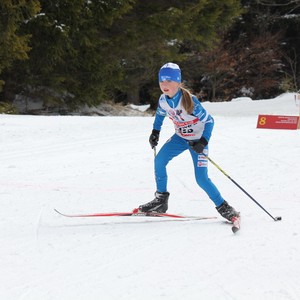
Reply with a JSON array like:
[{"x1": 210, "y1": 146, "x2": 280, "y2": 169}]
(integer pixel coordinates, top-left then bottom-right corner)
[{"x1": 180, "y1": 87, "x2": 194, "y2": 114}]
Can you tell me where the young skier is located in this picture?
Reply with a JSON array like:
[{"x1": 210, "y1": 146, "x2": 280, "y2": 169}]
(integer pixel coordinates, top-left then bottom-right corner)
[{"x1": 138, "y1": 62, "x2": 240, "y2": 222}]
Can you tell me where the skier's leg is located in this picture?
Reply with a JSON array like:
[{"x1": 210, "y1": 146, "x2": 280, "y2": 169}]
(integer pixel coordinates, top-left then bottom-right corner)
[
  {"x1": 155, "y1": 134, "x2": 188, "y2": 192},
  {"x1": 189, "y1": 147, "x2": 239, "y2": 221},
  {"x1": 189, "y1": 148, "x2": 224, "y2": 206},
  {"x1": 138, "y1": 134, "x2": 187, "y2": 213}
]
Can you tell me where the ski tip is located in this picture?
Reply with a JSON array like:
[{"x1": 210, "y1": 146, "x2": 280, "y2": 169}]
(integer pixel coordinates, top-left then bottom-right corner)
[
  {"x1": 232, "y1": 226, "x2": 240, "y2": 234},
  {"x1": 132, "y1": 208, "x2": 139, "y2": 214},
  {"x1": 54, "y1": 208, "x2": 65, "y2": 216},
  {"x1": 231, "y1": 214, "x2": 241, "y2": 234}
]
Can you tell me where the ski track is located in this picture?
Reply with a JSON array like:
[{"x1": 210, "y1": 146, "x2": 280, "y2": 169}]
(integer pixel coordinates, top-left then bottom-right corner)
[
  {"x1": 32, "y1": 216, "x2": 300, "y2": 300},
  {"x1": 1, "y1": 96, "x2": 300, "y2": 300}
]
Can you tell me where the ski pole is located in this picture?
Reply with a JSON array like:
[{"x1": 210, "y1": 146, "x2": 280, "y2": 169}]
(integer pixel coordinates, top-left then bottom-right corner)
[
  {"x1": 153, "y1": 146, "x2": 157, "y2": 157},
  {"x1": 205, "y1": 155, "x2": 282, "y2": 222}
]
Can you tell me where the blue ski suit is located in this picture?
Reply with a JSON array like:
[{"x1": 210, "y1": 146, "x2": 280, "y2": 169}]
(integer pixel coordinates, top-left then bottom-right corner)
[{"x1": 153, "y1": 89, "x2": 224, "y2": 207}]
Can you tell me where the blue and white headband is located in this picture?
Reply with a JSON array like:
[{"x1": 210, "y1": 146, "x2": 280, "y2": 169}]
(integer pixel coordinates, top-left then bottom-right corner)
[{"x1": 158, "y1": 62, "x2": 181, "y2": 83}]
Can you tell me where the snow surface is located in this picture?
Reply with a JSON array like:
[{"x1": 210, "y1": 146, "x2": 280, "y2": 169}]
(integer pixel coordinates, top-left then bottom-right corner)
[{"x1": 1, "y1": 93, "x2": 300, "y2": 300}]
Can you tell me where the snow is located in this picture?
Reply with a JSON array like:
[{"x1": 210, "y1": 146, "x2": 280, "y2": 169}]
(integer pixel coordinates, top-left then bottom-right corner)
[
  {"x1": 1, "y1": 93, "x2": 300, "y2": 300},
  {"x1": 129, "y1": 103, "x2": 151, "y2": 112}
]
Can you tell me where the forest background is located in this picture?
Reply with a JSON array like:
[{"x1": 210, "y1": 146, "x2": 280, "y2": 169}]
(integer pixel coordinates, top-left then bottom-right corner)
[{"x1": 1, "y1": 0, "x2": 300, "y2": 114}]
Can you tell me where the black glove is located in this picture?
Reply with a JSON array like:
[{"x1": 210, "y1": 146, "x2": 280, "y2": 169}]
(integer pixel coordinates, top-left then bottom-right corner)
[
  {"x1": 188, "y1": 137, "x2": 208, "y2": 154},
  {"x1": 149, "y1": 129, "x2": 160, "y2": 148}
]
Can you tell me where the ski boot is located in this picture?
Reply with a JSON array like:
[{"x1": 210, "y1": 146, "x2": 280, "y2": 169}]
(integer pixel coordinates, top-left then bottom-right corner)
[
  {"x1": 216, "y1": 200, "x2": 240, "y2": 222},
  {"x1": 138, "y1": 191, "x2": 169, "y2": 213}
]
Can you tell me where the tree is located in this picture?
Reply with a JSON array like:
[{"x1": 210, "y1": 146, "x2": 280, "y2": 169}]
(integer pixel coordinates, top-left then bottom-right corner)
[
  {"x1": 191, "y1": 0, "x2": 298, "y2": 101},
  {"x1": 112, "y1": 0, "x2": 243, "y2": 104},
  {"x1": 1, "y1": 0, "x2": 242, "y2": 110},
  {"x1": 189, "y1": 38, "x2": 237, "y2": 102},
  {"x1": 234, "y1": 32, "x2": 284, "y2": 98},
  {"x1": 0, "y1": 0, "x2": 40, "y2": 94},
  {"x1": 231, "y1": 0, "x2": 300, "y2": 94},
  {"x1": 3, "y1": 0, "x2": 134, "y2": 109}
]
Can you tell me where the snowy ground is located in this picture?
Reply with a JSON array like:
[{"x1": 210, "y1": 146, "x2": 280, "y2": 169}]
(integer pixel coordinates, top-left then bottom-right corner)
[{"x1": 1, "y1": 93, "x2": 300, "y2": 300}]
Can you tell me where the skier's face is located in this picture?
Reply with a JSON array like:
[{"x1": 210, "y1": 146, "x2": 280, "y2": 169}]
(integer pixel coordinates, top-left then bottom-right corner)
[{"x1": 159, "y1": 80, "x2": 180, "y2": 98}]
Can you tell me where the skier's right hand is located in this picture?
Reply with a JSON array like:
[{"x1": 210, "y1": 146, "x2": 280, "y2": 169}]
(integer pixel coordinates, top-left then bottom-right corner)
[{"x1": 149, "y1": 129, "x2": 160, "y2": 148}]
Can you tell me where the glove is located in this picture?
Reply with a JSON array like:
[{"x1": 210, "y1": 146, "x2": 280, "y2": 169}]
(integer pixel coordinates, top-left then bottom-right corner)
[
  {"x1": 188, "y1": 137, "x2": 208, "y2": 154},
  {"x1": 149, "y1": 129, "x2": 160, "y2": 148}
]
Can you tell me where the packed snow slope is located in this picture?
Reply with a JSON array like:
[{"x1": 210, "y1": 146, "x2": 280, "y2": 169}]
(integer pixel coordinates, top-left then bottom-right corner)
[{"x1": 1, "y1": 93, "x2": 300, "y2": 300}]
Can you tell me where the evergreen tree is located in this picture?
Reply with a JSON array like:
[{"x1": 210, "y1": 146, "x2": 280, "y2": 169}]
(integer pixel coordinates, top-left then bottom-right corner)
[
  {"x1": 192, "y1": 0, "x2": 300, "y2": 101},
  {"x1": 1, "y1": 0, "x2": 242, "y2": 110},
  {"x1": 230, "y1": 0, "x2": 300, "y2": 94},
  {"x1": 4, "y1": 0, "x2": 134, "y2": 109},
  {"x1": 111, "y1": 0, "x2": 242, "y2": 104},
  {"x1": 0, "y1": 0, "x2": 40, "y2": 95}
]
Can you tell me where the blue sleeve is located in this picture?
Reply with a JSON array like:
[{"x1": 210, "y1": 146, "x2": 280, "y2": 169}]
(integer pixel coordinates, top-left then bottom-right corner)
[
  {"x1": 153, "y1": 111, "x2": 166, "y2": 131},
  {"x1": 192, "y1": 96, "x2": 214, "y2": 142},
  {"x1": 153, "y1": 102, "x2": 166, "y2": 131},
  {"x1": 202, "y1": 117, "x2": 214, "y2": 142}
]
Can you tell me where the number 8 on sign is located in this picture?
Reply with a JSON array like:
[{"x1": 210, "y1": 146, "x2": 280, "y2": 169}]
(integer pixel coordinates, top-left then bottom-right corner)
[{"x1": 259, "y1": 116, "x2": 266, "y2": 126}]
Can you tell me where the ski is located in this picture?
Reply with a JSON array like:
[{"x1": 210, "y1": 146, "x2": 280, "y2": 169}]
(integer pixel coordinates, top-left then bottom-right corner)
[
  {"x1": 54, "y1": 208, "x2": 216, "y2": 220},
  {"x1": 231, "y1": 214, "x2": 241, "y2": 233}
]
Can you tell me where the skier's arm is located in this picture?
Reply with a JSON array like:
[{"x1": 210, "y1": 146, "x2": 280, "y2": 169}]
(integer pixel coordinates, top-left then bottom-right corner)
[
  {"x1": 189, "y1": 97, "x2": 214, "y2": 153},
  {"x1": 149, "y1": 104, "x2": 166, "y2": 148},
  {"x1": 153, "y1": 106, "x2": 166, "y2": 131},
  {"x1": 192, "y1": 97, "x2": 214, "y2": 142}
]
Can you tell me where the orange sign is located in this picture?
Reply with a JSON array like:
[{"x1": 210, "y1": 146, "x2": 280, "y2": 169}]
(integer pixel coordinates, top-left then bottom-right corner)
[{"x1": 257, "y1": 114, "x2": 299, "y2": 130}]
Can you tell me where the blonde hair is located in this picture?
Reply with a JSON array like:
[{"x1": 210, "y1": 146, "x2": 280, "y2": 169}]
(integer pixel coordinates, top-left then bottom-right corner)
[{"x1": 180, "y1": 86, "x2": 194, "y2": 114}]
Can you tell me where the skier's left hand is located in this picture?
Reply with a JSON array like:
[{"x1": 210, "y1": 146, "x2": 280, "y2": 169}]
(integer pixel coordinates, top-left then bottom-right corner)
[{"x1": 189, "y1": 137, "x2": 208, "y2": 154}]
